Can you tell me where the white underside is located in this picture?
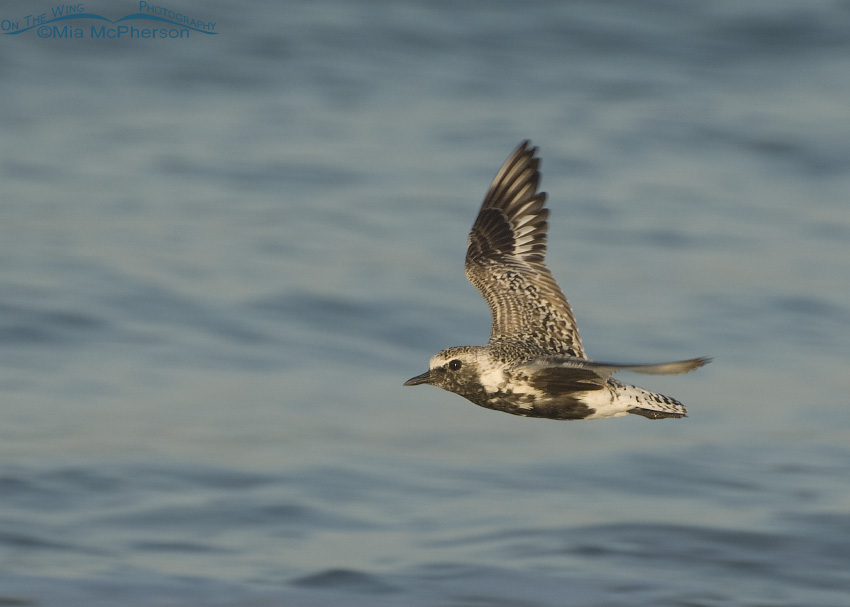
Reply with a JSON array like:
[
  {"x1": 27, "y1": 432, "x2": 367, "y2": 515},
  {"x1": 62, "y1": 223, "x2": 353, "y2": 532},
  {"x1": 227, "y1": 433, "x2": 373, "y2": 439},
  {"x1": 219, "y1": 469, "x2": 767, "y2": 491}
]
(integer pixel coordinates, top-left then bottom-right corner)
[
  {"x1": 578, "y1": 383, "x2": 685, "y2": 419},
  {"x1": 577, "y1": 389, "x2": 631, "y2": 420}
]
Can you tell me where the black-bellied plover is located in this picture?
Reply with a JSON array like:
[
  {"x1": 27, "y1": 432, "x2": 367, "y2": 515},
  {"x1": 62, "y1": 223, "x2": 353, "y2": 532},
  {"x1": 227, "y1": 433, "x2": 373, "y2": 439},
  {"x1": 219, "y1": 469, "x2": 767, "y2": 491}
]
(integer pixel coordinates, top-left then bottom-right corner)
[{"x1": 404, "y1": 141, "x2": 709, "y2": 420}]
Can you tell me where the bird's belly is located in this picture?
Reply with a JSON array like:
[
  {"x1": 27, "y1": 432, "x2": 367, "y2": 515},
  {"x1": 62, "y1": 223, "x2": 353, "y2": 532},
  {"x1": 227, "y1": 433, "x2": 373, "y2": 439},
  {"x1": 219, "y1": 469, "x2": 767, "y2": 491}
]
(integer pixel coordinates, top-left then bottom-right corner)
[
  {"x1": 569, "y1": 389, "x2": 631, "y2": 420},
  {"x1": 477, "y1": 386, "x2": 622, "y2": 420}
]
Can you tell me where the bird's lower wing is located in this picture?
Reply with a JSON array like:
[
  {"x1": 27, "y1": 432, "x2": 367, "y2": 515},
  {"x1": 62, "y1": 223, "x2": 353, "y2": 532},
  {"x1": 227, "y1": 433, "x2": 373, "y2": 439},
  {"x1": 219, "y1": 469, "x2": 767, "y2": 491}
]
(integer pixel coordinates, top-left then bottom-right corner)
[{"x1": 521, "y1": 356, "x2": 711, "y2": 381}]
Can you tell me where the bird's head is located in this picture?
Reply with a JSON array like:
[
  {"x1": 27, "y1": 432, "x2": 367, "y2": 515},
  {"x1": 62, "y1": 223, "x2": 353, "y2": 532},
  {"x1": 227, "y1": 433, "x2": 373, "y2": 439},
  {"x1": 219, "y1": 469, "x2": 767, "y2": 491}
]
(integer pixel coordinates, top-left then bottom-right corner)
[{"x1": 403, "y1": 346, "x2": 489, "y2": 396}]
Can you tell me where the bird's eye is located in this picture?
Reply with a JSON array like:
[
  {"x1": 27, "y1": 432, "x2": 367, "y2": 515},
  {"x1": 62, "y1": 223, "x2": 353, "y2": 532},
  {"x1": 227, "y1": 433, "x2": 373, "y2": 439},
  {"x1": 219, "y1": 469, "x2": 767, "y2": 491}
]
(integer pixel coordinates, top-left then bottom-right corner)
[{"x1": 448, "y1": 359, "x2": 462, "y2": 371}]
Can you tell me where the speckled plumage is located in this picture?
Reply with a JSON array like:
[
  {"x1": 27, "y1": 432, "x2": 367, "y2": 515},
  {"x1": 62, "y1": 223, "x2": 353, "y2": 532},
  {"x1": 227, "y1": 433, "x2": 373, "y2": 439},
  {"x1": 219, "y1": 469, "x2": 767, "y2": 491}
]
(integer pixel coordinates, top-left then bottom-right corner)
[{"x1": 404, "y1": 141, "x2": 709, "y2": 420}]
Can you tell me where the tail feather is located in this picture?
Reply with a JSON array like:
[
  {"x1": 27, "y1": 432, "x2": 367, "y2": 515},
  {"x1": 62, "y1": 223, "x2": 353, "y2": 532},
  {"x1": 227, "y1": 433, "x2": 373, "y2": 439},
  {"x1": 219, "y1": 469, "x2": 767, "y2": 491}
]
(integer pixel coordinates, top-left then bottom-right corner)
[
  {"x1": 629, "y1": 407, "x2": 685, "y2": 420},
  {"x1": 611, "y1": 380, "x2": 688, "y2": 419}
]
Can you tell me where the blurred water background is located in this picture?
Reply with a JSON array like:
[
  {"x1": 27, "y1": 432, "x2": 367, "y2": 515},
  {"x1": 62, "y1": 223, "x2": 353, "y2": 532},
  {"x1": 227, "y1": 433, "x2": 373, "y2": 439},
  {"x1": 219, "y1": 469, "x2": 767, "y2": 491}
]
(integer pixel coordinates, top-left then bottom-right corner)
[{"x1": 1, "y1": 1, "x2": 849, "y2": 605}]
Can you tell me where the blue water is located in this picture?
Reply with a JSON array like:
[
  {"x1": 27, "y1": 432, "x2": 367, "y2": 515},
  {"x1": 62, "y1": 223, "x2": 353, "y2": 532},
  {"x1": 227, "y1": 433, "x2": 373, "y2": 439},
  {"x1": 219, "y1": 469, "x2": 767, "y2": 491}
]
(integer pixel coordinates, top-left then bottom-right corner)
[{"x1": 1, "y1": 0, "x2": 849, "y2": 605}]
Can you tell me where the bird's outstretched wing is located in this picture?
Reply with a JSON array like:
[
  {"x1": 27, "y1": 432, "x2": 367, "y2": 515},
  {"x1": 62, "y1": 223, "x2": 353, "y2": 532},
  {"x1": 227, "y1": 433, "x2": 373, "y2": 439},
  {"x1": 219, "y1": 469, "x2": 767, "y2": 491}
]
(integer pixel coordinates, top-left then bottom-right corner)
[{"x1": 465, "y1": 141, "x2": 584, "y2": 357}]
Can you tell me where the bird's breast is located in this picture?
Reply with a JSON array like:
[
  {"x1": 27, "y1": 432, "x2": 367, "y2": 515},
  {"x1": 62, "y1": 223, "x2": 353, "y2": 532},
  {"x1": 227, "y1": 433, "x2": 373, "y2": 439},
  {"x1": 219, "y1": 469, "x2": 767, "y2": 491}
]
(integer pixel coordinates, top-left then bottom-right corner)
[{"x1": 477, "y1": 366, "x2": 507, "y2": 393}]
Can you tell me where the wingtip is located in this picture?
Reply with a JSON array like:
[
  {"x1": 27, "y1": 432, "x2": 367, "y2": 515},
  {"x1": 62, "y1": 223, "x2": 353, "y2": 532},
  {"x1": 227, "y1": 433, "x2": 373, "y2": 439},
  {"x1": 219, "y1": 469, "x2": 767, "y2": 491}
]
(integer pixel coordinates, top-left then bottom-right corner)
[
  {"x1": 640, "y1": 357, "x2": 713, "y2": 374},
  {"x1": 509, "y1": 140, "x2": 538, "y2": 163},
  {"x1": 664, "y1": 357, "x2": 713, "y2": 374}
]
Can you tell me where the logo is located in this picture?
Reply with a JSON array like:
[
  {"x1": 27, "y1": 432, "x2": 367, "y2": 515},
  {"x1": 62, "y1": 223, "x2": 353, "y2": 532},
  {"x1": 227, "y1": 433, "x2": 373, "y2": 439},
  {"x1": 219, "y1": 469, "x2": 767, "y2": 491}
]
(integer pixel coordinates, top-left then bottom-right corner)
[{"x1": 1, "y1": 2, "x2": 217, "y2": 39}]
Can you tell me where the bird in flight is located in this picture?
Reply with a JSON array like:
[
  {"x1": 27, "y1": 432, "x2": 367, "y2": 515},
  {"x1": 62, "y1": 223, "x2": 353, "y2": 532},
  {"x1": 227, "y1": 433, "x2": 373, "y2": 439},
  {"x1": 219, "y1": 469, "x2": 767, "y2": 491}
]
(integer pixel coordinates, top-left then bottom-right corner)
[{"x1": 404, "y1": 141, "x2": 709, "y2": 420}]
